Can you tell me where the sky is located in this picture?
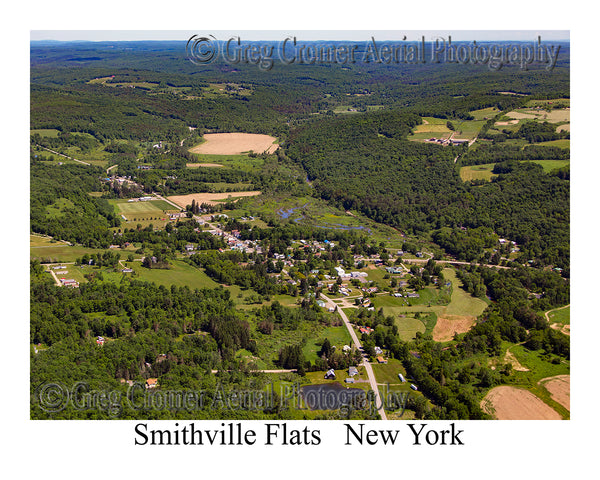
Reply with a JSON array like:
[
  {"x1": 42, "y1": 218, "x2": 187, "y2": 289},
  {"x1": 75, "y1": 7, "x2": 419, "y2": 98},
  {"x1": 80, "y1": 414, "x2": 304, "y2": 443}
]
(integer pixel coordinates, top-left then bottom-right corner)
[{"x1": 30, "y1": 30, "x2": 569, "y2": 43}]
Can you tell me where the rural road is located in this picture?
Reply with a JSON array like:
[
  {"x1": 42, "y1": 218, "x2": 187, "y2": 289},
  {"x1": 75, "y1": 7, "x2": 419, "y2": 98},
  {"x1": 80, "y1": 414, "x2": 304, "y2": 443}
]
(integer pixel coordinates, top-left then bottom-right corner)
[
  {"x1": 320, "y1": 293, "x2": 388, "y2": 420},
  {"x1": 211, "y1": 369, "x2": 297, "y2": 374},
  {"x1": 404, "y1": 257, "x2": 512, "y2": 270}
]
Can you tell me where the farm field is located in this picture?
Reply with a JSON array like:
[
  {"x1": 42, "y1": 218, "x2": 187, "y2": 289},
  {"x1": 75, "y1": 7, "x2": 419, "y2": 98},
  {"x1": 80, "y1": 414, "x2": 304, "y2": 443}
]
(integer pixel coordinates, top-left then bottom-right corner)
[
  {"x1": 110, "y1": 198, "x2": 179, "y2": 215},
  {"x1": 538, "y1": 375, "x2": 570, "y2": 411},
  {"x1": 480, "y1": 386, "x2": 561, "y2": 420},
  {"x1": 189, "y1": 133, "x2": 278, "y2": 155},
  {"x1": 167, "y1": 191, "x2": 262, "y2": 208}
]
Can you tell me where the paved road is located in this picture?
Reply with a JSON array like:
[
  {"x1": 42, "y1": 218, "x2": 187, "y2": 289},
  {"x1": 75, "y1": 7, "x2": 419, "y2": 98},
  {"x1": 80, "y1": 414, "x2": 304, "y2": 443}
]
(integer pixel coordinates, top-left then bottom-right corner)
[{"x1": 320, "y1": 293, "x2": 387, "y2": 420}]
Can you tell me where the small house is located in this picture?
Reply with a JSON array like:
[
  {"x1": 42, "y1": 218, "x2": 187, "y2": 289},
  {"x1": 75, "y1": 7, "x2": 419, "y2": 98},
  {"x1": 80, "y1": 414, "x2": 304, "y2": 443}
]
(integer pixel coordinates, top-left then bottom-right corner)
[
  {"x1": 146, "y1": 378, "x2": 159, "y2": 389},
  {"x1": 324, "y1": 369, "x2": 336, "y2": 380},
  {"x1": 349, "y1": 366, "x2": 359, "y2": 377}
]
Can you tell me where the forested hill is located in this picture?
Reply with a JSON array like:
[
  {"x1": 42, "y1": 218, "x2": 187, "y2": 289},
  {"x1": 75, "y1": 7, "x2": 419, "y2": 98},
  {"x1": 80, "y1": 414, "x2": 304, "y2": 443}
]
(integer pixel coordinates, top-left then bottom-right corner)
[{"x1": 285, "y1": 112, "x2": 569, "y2": 269}]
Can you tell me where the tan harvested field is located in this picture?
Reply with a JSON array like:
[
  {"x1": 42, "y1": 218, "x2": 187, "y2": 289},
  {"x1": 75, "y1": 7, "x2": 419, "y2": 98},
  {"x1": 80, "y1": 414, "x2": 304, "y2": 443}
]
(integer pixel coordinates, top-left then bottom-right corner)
[
  {"x1": 432, "y1": 314, "x2": 477, "y2": 342},
  {"x1": 167, "y1": 191, "x2": 262, "y2": 208},
  {"x1": 481, "y1": 386, "x2": 561, "y2": 420},
  {"x1": 186, "y1": 163, "x2": 225, "y2": 168},
  {"x1": 189, "y1": 133, "x2": 278, "y2": 155},
  {"x1": 506, "y1": 110, "x2": 539, "y2": 120},
  {"x1": 495, "y1": 119, "x2": 519, "y2": 126},
  {"x1": 539, "y1": 375, "x2": 570, "y2": 411}
]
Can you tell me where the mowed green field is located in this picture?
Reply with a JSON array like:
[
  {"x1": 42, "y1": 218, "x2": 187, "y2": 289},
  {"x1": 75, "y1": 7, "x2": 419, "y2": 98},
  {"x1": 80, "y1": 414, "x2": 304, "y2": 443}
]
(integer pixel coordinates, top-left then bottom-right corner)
[
  {"x1": 460, "y1": 164, "x2": 497, "y2": 182},
  {"x1": 111, "y1": 199, "x2": 178, "y2": 215}
]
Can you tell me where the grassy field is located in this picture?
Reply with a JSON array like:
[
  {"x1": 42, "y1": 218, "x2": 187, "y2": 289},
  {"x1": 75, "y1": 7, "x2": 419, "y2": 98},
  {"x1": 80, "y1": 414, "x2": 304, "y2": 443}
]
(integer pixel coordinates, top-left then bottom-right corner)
[
  {"x1": 187, "y1": 152, "x2": 266, "y2": 171},
  {"x1": 395, "y1": 315, "x2": 427, "y2": 341},
  {"x1": 125, "y1": 259, "x2": 220, "y2": 289},
  {"x1": 546, "y1": 305, "x2": 570, "y2": 325},
  {"x1": 302, "y1": 325, "x2": 352, "y2": 363},
  {"x1": 535, "y1": 139, "x2": 570, "y2": 148},
  {"x1": 469, "y1": 107, "x2": 500, "y2": 120},
  {"x1": 443, "y1": 268, "x2": 489, "y2": 316},
  {"x1": 461, "y1": 159, "x2": 569, "y2": 182},
  {"x1": 528, "y1": 160, "x2": 570, "y2": 173},
  {"x1": 460, "y1": 164, "x2": 497, "y2": 182},
  {"x1": 31, "y1": 129, "x2": 61, "y2": 138},
  {"x1": 31, "y1": 235, "x2": 120, "y2": 263}
]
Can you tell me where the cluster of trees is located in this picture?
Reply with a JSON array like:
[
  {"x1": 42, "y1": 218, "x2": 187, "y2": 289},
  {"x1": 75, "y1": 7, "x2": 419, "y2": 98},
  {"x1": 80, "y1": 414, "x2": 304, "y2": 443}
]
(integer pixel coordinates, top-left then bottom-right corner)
[
  {"x1": 30, "y1": 160, "x2": 120, "y2": 248},
  {"x1": 460, "y1": 143, "x2": 569, "y2": 166}
]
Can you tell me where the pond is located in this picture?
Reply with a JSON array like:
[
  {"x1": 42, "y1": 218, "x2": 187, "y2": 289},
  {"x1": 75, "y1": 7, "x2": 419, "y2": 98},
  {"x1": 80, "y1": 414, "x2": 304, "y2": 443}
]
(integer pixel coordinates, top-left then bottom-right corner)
[{"x1": 300, "y1": 382, "x2": 366, "y2": 410}]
